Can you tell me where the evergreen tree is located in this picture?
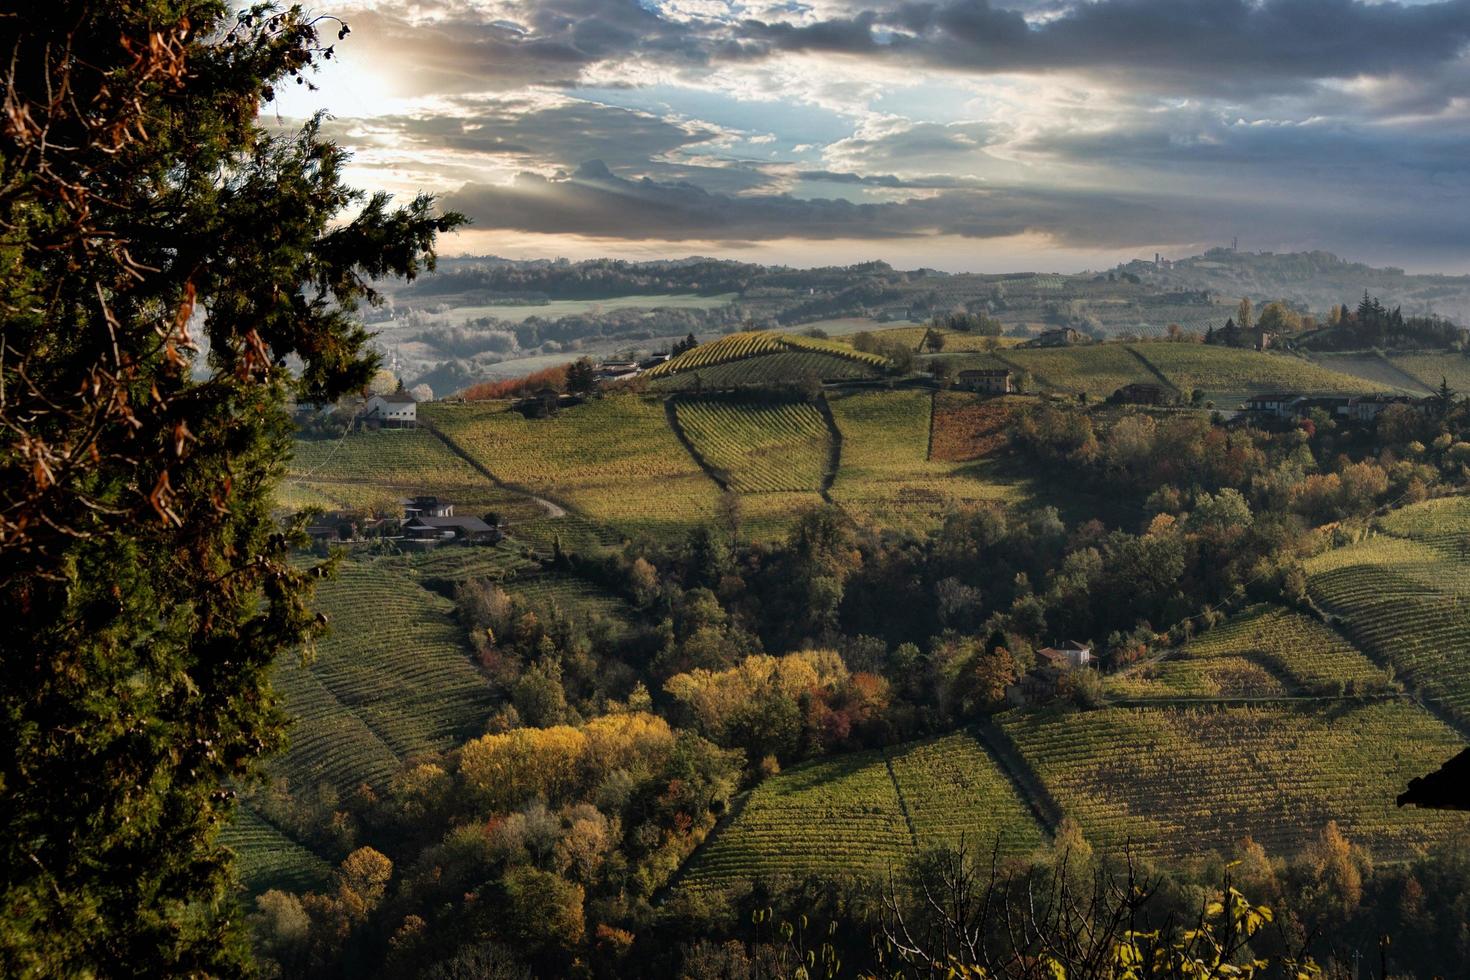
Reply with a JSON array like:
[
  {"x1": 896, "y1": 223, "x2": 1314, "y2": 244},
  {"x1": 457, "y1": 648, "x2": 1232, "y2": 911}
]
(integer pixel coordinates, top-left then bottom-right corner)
[{"x1": 0, "y1": 3, "x2": 461, "y2": 972}]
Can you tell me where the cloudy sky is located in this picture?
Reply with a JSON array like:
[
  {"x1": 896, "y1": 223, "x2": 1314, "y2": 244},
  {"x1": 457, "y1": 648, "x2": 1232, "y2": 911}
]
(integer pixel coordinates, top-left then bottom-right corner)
[{"x1": 274, "y1": 0, "x2": 1470, "y2": 272}]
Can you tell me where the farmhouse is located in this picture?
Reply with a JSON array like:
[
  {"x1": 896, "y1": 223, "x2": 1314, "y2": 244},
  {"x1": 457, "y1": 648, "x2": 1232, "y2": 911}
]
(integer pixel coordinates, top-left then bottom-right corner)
[
  {"x1": 956, "y1": 368, "x2": 1014, "y2": 394},
  {"x1": 360, "y1": 390, "x2": 417, "y2": 429},
  {"x1": 1037, "y1": 640, "x2": 1092, "y2": 669},
  {"x1": 403, "y1": 495, "x2": 454, "y2": 519},
  {"x1": 1114, "y1": 382, "x2": 1170, "y2": 405},
  {"x1": 596, "y1": 359, "x2": 641, "y2": 382},
  {"x1": 1243, "y1": 392, "x2": 1428, "y2": 422},
  {"x1": 402, "y1": 514, "x2": 498, "y2": 546}
]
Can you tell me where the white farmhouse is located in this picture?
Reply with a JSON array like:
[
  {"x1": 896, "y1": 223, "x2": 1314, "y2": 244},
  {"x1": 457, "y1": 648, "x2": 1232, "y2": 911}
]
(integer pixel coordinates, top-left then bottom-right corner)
[{"x1": 361, "y1": 390, "x2": 417, "y2": 428}]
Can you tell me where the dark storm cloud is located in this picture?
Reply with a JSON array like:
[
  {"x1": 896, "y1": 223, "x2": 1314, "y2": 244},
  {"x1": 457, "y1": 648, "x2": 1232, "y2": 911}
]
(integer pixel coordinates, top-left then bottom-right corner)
[
  {"x1": 343, "y1": 0, "x2": 1470, "y2": 96},
  {"x1": 752, "y1": 0, "x2": 1470, "y2": 93}
]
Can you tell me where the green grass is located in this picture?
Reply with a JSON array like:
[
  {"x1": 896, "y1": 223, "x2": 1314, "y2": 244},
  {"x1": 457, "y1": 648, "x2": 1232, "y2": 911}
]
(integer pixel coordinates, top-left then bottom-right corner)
[
  {"x1": 1388, "y1": 352, "x2": 1470, "y2": 394},
  {"x1": 272, "y1": 560, "x2": 494, "y2": 797},
  {"x1": 1001, "y1": 702, "x2": 1469, "y2": 862},
  {"x1": 681, "y1": 733, "x2": 1043, "y2": 890},
  {"x1": 284, "y1": 428, "x2": 541, "y2": 521},
  {"x1": 1106, "y1": 605, "x2": 1389, "y2": 700},
  {"x1": 674, "y1": 397, "x2": 831, "y2": 493},
  {"x1": 1002, "y1": 345, "x2": 1160, "y2": 398},
  {"x1": 1133, "y1": 345, "x2": 1392, "y2": 403},
  {"x1": 223, "y1": 805, "x2": 333, "y2": 895},
  {"x1": 423, "y1": 396, "x2": 722, "y2": 542}
]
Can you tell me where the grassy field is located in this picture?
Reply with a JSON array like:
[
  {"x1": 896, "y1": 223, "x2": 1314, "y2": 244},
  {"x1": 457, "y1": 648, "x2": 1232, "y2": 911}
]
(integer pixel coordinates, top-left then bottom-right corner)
[
  {"x1": 1001, "y1": 702, "x2": 1469, "y2": 862},
  {"x1": 680, "y1": 733, "x2": 1044, "y2": 891},
  {"x1": 272, "y1": 560, "x2": 494, "y2": 797},
  {"x1": 423, "y1": 397, "x2": 722, "y2": 542},
  {"x1": 1106, "y1": 605, "x2": 1390, "y2": 700},
  {"x1": 1307, "y1": 500, "x2": 1470, "y2": 726},
  {"x1": 1003, "y1": 345, "x2": 1161, "y2": 399},
  {"x1": 1305, "y1": 352, "x2": 1435, "y2": 393},
  {"x1": 1133, "y1": 345, "x2": 1392, "y2": 403},
  {"x1": 223, "y1": 805, "x2": 333, "y2": 895},
  {"x1": 284, "y1": 428, "x2": 542, "y2": 522},
  {"x1": 1387, "y1": 352, "x2": 1470, "y2": 394},
  {"x1": 673, "y1": 397, "x2": 832, "y2": 493},
  {"x1": 826, "y1": 389, "x2": 1028, "y2": 532}
]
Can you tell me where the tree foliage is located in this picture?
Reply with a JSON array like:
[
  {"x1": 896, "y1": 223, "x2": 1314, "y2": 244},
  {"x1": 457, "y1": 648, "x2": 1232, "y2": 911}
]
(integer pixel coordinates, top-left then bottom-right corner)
[{"x1": 0, "y1": 2, "x2": 460, "y2": 971}]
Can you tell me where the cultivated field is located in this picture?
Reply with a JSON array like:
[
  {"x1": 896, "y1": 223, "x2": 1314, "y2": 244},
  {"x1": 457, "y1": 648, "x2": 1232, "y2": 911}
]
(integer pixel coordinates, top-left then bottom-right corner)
[
  {"x1": 1308, "y1": 504, "x2": 1470, "y2": 726},
  {"x1": 1002, "y1": 345, "x2": 1162, "y2": 399},
  {"x1": 1134, "y1": 345, "x2": 1391, "y2": 403},
  {"x1": 648, "y1": 350, "x2": 879, "y2": 390},
  {"x1": 1000, "y1": 702, "x2": 1469, "y2": 862},
  {"x1": 644, "y1": 331, "x2": 887, "y2": 380},
  {"x1": 285, "y1": 428, "x2": 540, "y2": 521},
  {"x1": 827, "y1": 389, "x2": 1026, "y2": 532},
  {"x1": 673, "y1": 397, "x2": 832, "y2": 493},
  {"x1": 930, "y1": 391, "x2": 1023, "y2": 462},
  {"x1": 680, "y1": 733, "x2": 1043, "y2": 890},
  {"x1": 272, "y1": 561, "x2": 494, "y2": 797},
  {"x1": 423, "y1": 397, "x2": 722, "y2": 541},
  {"x1": 1388, "y1": 352, "x2": 1470, "y2": 394},
  {"x1": 223, "y1": 805, "x2": 333, "y2": 895},
  {"x1": 1106, "y1": 605, "x2": 1389, "y2": 700}
]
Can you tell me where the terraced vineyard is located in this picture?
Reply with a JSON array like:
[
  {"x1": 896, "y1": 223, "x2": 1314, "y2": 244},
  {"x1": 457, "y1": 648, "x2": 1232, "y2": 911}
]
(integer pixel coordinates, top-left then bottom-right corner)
[
  {"x1": 643, "y1": 330, "x2": 887, "y2": 381},
  {"x1": 1107, "y1": 605, "x2": 1389, "y2": 700},
  {"x1": 273, "y1": 561, "x2": 494, "y2": 797},
  {"x1": 647, "y1": 351, "x2": 879, "y2": 391},
  {"x1": 681, "y1": 733, "x2": 1043, "y2": 891},
  {"x1": 1001, "y1": 702, "x2": 1469, "y2": 862},
  {"x1": 223, "y1": 805, "x2": 333, "y2": 894},
  {"x1": 423, "y1": 397, "x2": 722, "y2": 541},
  {"x1": 827, "y1": 389, "x2": 1026, "y2": 531},
  {"x1": 673, "y1": 397, "x2": 831, "y2": 493},
  {"x1": 1307, "y1": 516, "x2": 1470, "y2": 726}
]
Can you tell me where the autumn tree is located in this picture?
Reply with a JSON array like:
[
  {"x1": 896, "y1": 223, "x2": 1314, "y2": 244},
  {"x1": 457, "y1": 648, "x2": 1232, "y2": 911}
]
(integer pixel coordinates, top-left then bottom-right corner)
[{"x1": 0, "y1": 1, "x2": 461, "y2": 972}]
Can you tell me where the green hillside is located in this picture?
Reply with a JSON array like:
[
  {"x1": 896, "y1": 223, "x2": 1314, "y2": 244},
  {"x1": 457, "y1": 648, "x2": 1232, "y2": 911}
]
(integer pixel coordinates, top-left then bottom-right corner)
[
  {"x1": 1000, "y1": 702, "x2": 1468, "y2": 862},
  {"x1": 672, "y1": 396, "x2": 832, "y2": 493},
  {"x1": 271, "y1": 560, "x2": 495, "y2": 797},
  {"x1": 680, "y1": 732, "x2": 1044, "y2": 891},
  {"x1": 423, "y1": 397, "x2": 723, "y2": 542}
]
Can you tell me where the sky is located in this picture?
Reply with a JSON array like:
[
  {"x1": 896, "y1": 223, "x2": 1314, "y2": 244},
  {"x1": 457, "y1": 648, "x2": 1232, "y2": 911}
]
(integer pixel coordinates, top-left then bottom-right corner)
[{"x1": 272, "y1": 0, "x2": 1470, "y2": 273}]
